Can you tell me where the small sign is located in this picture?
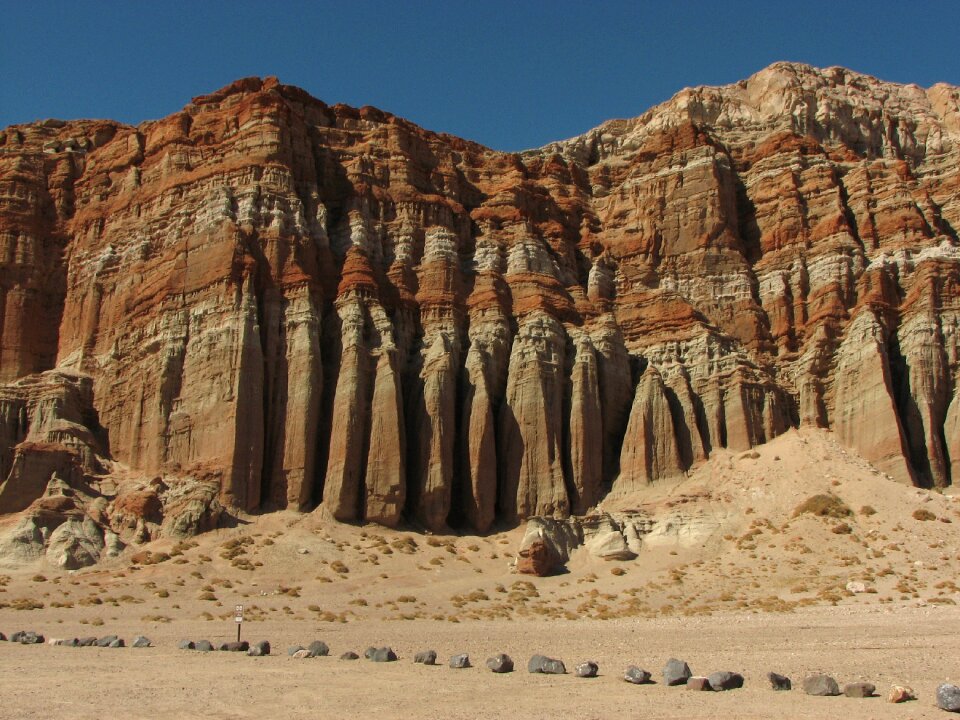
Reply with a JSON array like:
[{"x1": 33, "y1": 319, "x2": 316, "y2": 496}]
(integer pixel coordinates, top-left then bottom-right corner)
[{"x1": 235, "y1": 604, "x2": 243, "y2": 623}]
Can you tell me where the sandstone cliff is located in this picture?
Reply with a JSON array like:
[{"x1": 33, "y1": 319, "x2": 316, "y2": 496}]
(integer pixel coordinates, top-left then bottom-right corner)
[{"x1": 1, "y1": 64, "x2": 959, "y2": 540}]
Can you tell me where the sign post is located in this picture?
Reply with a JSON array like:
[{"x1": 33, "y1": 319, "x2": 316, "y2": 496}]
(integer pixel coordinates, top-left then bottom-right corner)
[{"x1": 235, "y1": 604, "x2": 243, "y2": 643}]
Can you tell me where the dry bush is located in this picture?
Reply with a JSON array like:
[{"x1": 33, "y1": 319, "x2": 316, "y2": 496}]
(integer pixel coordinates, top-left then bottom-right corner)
[
  {"x1": 831, "y1": 522, "x2": 853, "y2": 535},
  {"x1": 793, "y1": 494, "x2": 852, "y2": 519},
  {"x1": 912, "y1": 509, "x2": 936, "y2": 521},
  {"x1": 859, "y1": 505, "x2": 877, "y2": 516}
]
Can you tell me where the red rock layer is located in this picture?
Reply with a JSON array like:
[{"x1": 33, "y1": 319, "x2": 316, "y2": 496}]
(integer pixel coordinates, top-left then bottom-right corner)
[{"x1": 1, "y1": 64, "x2": 959, "y2": 533}]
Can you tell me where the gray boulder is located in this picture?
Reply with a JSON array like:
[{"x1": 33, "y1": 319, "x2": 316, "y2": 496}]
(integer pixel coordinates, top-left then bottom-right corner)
[
  {"x1": 13, "y1": 631, "x2": 44, "y2": 645},
  {"x1": 528, "y1": 655, "x2": 565, "y2": 674},
  {"x1": 803, "y1": 674, "x2": 840, "y2": 696},
  {"x1": 768, "y1": 672, "x2": 791, "y2": 691},
  {"x1": 248, "y1": 640, "x2": 270, "y2": 657},
  {"x1": 449, "y1": 654, "x2": 471, "y2": 669},
  {"x1": 937, "y1": 683, "x2": 960, "y2": 712},
  {"x1": 575, "y1": 661, "x2": 599, "y2": 678},
  {"x1": 624, "y1": 666, "x2": 652, "y2": 684},
  {"x1": 370, "y1": 647, "x2": 397, "y2": 662},
  {"x1": 219, "y1": 641, "x2": 249, "y2": 652},
  {"x1": 708, "y1": 671, "x2": 744, "y2": 691},
  {"x1": 843, "y1": 682, "x2": 875, "y2": 698},
  {"x1": 195, "y1": 640, "x2": 214, "y2": 652},
  {"x1": 486, "y1": 654, "x2": 514, "y2": 673},
  {"x1": 178, "y1": 640, "x2": 196, "y2": 650},
  {"x1": 95, "y1": 635, "x2": 118, "y2": 648},
  {"x1": 288, "y1": 645, "x2": 306, "y2": 656},
  {"x1": 132, "y1": 636, "x2": 152, "y2": 648},
  {"x1": 414, "y1": 650, "x2": 438, "y2": 665},
  {"x1": 663, "y1": 658, "x2": 692, "y2": 686},
  {"x1": 364, "y1": 646, "x2": 377, "y2": 659},
  {"x1": 340, "y1": 651, "x2": 360, "y2": 660},
  {"x1": 77, "y1": 637, "x2": 98, "y2": 647},
  {"x1": 108, "y1": 638, "x2": 125, "y2": 648},
  {"x1": 307, "y1": 640, "x2": 329, "y2": 657}
]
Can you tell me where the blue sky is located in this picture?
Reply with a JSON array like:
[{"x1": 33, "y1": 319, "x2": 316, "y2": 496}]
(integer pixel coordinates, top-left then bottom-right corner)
[{"x1": 4, "y1": 1, "x2": 959, "y2": 151}]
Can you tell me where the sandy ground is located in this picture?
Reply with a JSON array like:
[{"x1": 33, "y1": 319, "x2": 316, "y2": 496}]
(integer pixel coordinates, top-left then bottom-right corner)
[{"x1": 1, "y1": 428, "x2": 959, "y2": 719}]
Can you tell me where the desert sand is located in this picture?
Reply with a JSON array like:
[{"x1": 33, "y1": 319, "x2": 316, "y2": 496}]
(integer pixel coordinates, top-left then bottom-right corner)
[{"x1": 1, "y1": 429, "x2": 959, "y2": 719}]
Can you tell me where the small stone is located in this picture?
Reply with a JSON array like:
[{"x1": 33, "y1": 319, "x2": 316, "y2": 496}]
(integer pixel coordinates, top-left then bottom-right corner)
[
  {"x1": 132, "y1": 636, "x2": 152, "y2": 648},
  {"x1": 449, "y1": 654, "x2": 471, "y2": 669},
  {"x1": 364, "y1": 646, "x2": 377, "y2": 659},
  {"x1": 340, "y1": 651, "x2": 359, "y2": 660},
  {"x1": 843, "y1": 682, "x2": 875, "y2": 698},
  {"x1": 623, "y1": 666, "x2": 652, "y2": 684},
  {"x1": 248, "y1": 640, "x2": 270, "y2": 656},
  {"x1": 178, "y1": 640, "x2": 196, "y2": 650},
  {"x1": 803, "y1": 674, "x2": 840, "y2": 696},
  {"x1": 708, "y1": 671, "x2": 744, "y2": 691},
  {"x1": 414, "y1": 650, "x2": 438, "y2": 665},
  {"x1": 663, "y1": 658, "x2": 692, "y2": 686},
  {"x1": 687, "y1": 677, "x2": 712, "y2": 691},
  {"x1": 887, "y1": 685, "x2": 915, "y2": 703},
  {"x1": 307, "y1": 640, "x2": 329, "y2": 657},
  {"x1": 291, "y1": 650, "x2": 311, "y2": 659},
  {"x1": 486, "y1": 654, "x2": 514, "y2": 673},
  {"x1": 17, "y1": 631, "x2": 45, "y2": 645},
  {"x1": 108, "y1": 638, "x2": 125, "y2": 648},
  {"x1": 288, "y1": 646, "x2": 306, "y2": 656},
  {"x1": 78, "y1": 637, "x2": 98, "y2": 647},
  {"x1": 936, "y1": 683, "x2": 960, "y2": 712},
  {"x1": 768, "y1": 672, "x2": 791, "y2": 691},
  {"x1": 96, "y1": 635, "x2": 118, "y2": 648},
  {"x1": 195, "y1": 640, "x2": 214, "y2": 652},
  {"x1": 575, "y1": 661, "x2": 599, "y2": 678},
  {"x1": 370, "y1": 647, "x2": 397, "y2": 662}
]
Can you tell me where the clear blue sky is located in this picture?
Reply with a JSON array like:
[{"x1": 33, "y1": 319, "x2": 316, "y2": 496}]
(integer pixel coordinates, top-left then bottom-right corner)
[{"x1": 4, "y1": 1, "x2": 959, "y2": 151}]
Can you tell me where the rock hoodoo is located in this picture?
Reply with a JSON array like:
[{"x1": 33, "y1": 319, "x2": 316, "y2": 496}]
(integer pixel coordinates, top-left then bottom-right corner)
[{"x1": 2, "y1": 63, "x2": 960, "y2": 539}]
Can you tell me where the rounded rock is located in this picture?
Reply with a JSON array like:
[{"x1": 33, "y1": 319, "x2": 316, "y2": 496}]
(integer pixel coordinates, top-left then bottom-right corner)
[
  {"x1": 624, "y1": 666, "x2": 652, "y2": 685},
  {"x1": 802, "y1": 674, "x2": 840, "y2": 696},
  {"x1": 414, "y1": 650, "x2": 438, "y2": 665},
  {"x1": 248, "y1": 640, "x2": 270, "y2": 656},
  {"x1": 195, "y1": 640, "x2": 214, "y2": 652},
  {"x1": 936, "y1": 683, "x2": 960, "y2": 712},
  {"x1": 575, "y1": 661, "x2": 599, "y2": 678},
  {"x1": 708, "y1": 671, "x2": 744, "y2": 691},
  {"x1": 340, "y1": 651, "x2": 360, "y2": 660},
  {"x1": 178, "y1": 640, "x2": 196, "y2": 651},
  {"x1": 767, "y1": 672, "x2": 791, "y2": 691},
  {"x1": 449, "y1": 653, "x2": 471, "y2": 669},
  {"x1": 307, "y1": 640, "x2": 329, "y2": 657},
  {"x1": 843, "y1": 682, "x2": 875, "y2": 698},
  {"x1": 132, "y1": 635, "x2": 152, "y2": 648},
  {"x1": 486, "y1": 654, "x2": 514, "y2": 673}
]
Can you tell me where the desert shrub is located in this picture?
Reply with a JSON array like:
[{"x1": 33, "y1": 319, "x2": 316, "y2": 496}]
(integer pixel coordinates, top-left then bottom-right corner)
[
  {"x1": 859, "y1": 505, "x2": 877, "y2": 516},
  {"x1": 912, "y1": 509, "x2": 936, "y2": 521},
  {"x1": 792, "y1": 494, "x2": 852, "y2": 519},
  {"x1": 831, "y1": 522, "x2": 853, "y2": 535}
]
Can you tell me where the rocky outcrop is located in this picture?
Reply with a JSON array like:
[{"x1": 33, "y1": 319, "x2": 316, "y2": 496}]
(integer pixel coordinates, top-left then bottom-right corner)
[{"x1": 1, "y1": 63, "x2": 960, "y2": 542}]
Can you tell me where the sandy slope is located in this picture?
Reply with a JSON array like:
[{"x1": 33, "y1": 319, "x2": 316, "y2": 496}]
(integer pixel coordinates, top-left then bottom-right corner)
[{"x1": 1, "y1": 428, "x2": 959, "y2": 719}]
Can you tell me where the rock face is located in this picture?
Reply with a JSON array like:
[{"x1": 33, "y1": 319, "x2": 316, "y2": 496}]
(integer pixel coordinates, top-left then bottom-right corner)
[{"x1": 2, "y1": 64, "x2": 960, "y2": 540}]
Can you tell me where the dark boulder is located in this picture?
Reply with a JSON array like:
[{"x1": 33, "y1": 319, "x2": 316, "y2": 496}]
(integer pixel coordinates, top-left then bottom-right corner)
[
  {"x1": 486, "y1": 654, "x2": 514, "y2": 673},
  {"x1": 663, "y1": 658, "x2": 692, "y2": 686},
  {"x1": 708, "y1": 671, "x2": 744, "y2": 691}
]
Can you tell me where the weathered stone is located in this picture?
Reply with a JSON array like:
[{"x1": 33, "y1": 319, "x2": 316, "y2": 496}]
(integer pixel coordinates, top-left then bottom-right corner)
[
  {"x1": 575, "y1": 661, "x2": 599, "y2": 678},
  {"x1": 131, "y1": 635, "x2": 152, "y2": 648},
  {"x1": 887, "y1": 685, "x2": 915, "y2": 703},
  {"x1": 708, "y1": 671, "x2": 744, "y2": 691},
  {"x1": 307, "y1": 640, "x2": 329, "y2": 657},
  {"x1": 663, "y1": 658, "x2": 692, "y2": 686},
  {"x1": 291, "y1": 649, "x2": 311, "y2": 659},
  {"x1": 288, "y1": 645, "x2": 306, "y2": 656},
  {"x1": 528, "y1": 655, "x2": 566, "y2": 674},
  {"x1": 219, "y1": 641, "x2": 249, "y2": 652},
  {"x1": 767, "y1": 672, "x2": 792, "y2": 691},
  {"x1": 936, "y1": 683, "x2": 960, "y2": 712},
  {"x1": 95, "y1": 635, "x2": 118, "y2": 648},
  {"x1": 108, "y1": 638, "x2": 124, "y2": 648},
  {"x1": 449, "y1": 654, "x2": 471, "y2": 669},
  {"x1": 516, "y1": 540, "x2": 556, "y2": 577},
  {"x1": 803, "y1": 674, "x2": 841, "y2": 696},
  {"x1": 247, "y1": 640, "x2": 270, "y2": 656},
  {"x1": 843, "y1": 682, "x2": 875, "y2": 698},
  {"x1": 486, "y1": 654, "x2": 514, "y2": 673},
  {"x1": 687, "y1": 677, "x2": 712, "y2": 691},
  {"x1": 414, "y1": 650, "x2": 437, "y2": 665},
  {"x1": 340, "y1": 651, "x2": 360, "y2": 660},
  {"x1": 370, "y1": 647, "x2": 397, "y2": 662},
  {"x1": 77, "y1": 636, "x2": 97, "y2": 647},
  {"x1": 195, "y1": 640, "x2": 214, "y2": 652},
  {"x1": 178, "y1": 639, "x2": 196, "y2": 651},
  {"x1": 624, "y1": 666, "x2": 652, "y2": 684}
]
